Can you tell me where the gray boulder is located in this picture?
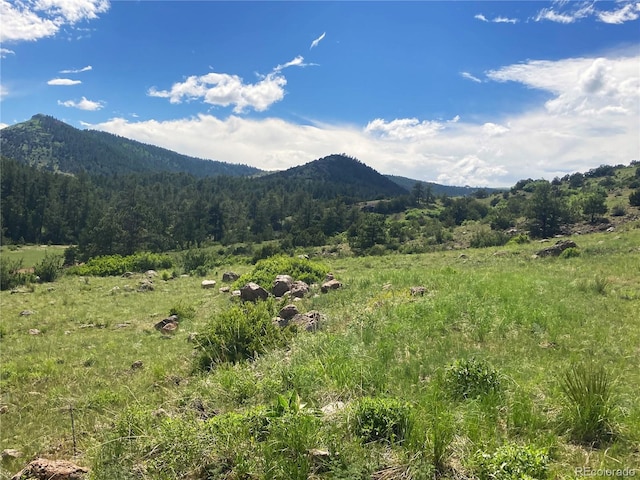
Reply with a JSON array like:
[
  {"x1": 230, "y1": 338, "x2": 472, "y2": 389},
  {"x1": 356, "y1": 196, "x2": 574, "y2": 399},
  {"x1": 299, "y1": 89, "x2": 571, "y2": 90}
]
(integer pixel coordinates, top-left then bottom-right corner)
[
  {"x1": 240, "y1": 282, "x2": 269, "y2": 302},
  {"x1": 272, "y1": 274, "x2": 294, "y2": 297}
]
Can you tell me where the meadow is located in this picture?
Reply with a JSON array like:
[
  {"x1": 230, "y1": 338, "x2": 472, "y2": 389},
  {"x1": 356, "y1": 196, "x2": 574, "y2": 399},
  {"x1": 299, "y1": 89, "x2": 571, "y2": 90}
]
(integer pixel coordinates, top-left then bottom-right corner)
[{"x1": 1, "y1": 225, "x2": 639, "y2": 479}]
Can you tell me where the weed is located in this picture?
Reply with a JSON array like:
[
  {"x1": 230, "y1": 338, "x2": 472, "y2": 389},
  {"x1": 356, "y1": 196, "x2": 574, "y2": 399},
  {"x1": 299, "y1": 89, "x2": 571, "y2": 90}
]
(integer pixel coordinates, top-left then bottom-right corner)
[
  {"x1": 350, "y1": 396, "x2": 412, "y2": 444},
  {"x1": 168, "y1": 301, "x2": 196, "y2": 321},
  {"x1": 475, "y1": 443, "x2": 549, "y2": 480},
  {"x1": 559, "y1": 247, "x2": 580, "y2": 258},
  {"x1": 33, "y1": 251, "x2": 63, "y2": 282},
  {"x1": 444, "y1": 358, "x2": 502, "y2": 400},
  {"x1": 560, "y1": 362, "x2": 616, "y2": 445}
]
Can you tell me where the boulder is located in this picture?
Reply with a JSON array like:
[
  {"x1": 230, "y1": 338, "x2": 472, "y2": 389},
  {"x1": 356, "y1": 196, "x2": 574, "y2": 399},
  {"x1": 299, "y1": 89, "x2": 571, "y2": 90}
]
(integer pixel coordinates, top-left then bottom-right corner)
[
  {"x1": 536, "y1": 239, "x2": 578, "y2": 257},
  {"x1": 2, "y1": 449, "x2": 22, "y2": 459},
  {"x1": 11, "y1": 458, "x2": 89, "y2": 480},
  {"x1": 219, "y1": 286, "x2": 230, "y2": 293},
  {"x1": 290, "y1": 281, "x2": 309, "y2": 298},
  {"x1": 272, "y1": 275, "x2": 294, "y2": 297},
  {"x1": 279, "y1": 304, "x2": 299, "y2": 320},
  {"x1": 222, "y1": 271, "x2": 240, "y2": 282},
  {"x1": 410, "y1": 286, "x2": 427, "y2": 296},
  {"x1": 145, "y1": 270, "x2": 158, "y2": 278},
  {"x1": 290, "y1": 310, "x2": 324, "y2": 332},
  {"x1": 130, "y1": 360, "x2": 144, "y2": 370},
  {"x1": 240, "y1": 282, "x2": 269, "y2": 302},
  {"x1": 324, "y1": 273, "x2": 335, "y2": 281},
  {"x1": 19, "y1": 310, "x2": 34, "y2": 316},
  {"x1": 137, "y1": 280, "x2": 154, "y2": 292},
  {"x1": 201, "y1": 280, "x2": 217, "y2": 289},
  {"x1": 28, "y1": 329, "x2": 41, "y2": 335},
  {"x1": 154, "y1": 315, "x2": 179, "y2": 331},
  {"x1": 321, "y1": 279, "x2": 342, "y2": 293}
]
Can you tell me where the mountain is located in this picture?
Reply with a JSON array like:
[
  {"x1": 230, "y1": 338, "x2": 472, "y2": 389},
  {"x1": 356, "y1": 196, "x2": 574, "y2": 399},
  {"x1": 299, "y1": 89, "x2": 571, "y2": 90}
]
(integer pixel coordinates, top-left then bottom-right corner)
[
  {"x1": 258, "y1": 154, "x2": 409, "y2": 200},
  {"x1": 0, "y1": 114, "x2": 260, "y2": 177},
  {"x1": 386, "y1": 174, "x2": 503, "y2": 197}
]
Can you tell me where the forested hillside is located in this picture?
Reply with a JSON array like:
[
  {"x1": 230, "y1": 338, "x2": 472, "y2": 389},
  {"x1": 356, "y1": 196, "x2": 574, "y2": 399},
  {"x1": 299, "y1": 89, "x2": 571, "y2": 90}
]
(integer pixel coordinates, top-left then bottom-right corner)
[{"x1": 0, "y1": 114, "x2": 260, "y2": 177}]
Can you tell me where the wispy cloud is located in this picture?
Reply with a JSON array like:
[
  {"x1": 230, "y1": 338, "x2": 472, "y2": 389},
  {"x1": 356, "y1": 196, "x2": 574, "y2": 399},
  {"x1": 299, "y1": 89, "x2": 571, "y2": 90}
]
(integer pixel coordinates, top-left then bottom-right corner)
[
  {"x1": 0, "y1": 85, "x2": 8, "y2": 100},
  {"x1": 310, "y1": 32, "x2": 326, "y2": 49},
  {"x1": 0, "y1": 48, "x2": 15, "y2": 58},
  {"x1": 149, "y1": 56, "x2": 311, "y2": 113},
  {"x1": 475, "y1": 13, "x2": 518, "y2": 23},
  {"x1": 47, "y1": 78, "x2": 82, "y2": 86},
  {"x1": 60, "y1": 65, "x2": 92, "y2": 74},
  {"x1": 534, "y1": 0, "x2": 639, "y2": 24},
  {"x1": 460, "y1": 71, "x2": 482, "y2": 83},
  {"x1": 0, "y1": 0, "x2": 109, "y2": 43},
  {"x1": 58, "y1": 96, "x2": 104, "y2": 110}
]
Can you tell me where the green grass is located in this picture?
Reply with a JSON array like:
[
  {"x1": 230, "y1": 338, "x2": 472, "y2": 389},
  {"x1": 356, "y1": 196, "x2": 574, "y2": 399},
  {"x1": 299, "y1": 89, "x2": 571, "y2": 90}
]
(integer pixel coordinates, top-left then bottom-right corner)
[{"x1": 1, "y1": 228, "x2": 639, "y2": 478}]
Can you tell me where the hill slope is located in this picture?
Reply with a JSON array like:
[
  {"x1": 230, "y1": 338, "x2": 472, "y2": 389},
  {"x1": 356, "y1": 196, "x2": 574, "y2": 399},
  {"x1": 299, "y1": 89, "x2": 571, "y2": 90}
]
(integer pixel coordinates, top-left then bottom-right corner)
[
  {"x1": 259, "y1": 154, "x2": 409, "y2": 200},
  {"x1": 0, "y1": 114, "x2": 260, "y2": 177},
  {"x1": 386, "y1": 174, "x2": 503, "y2": 197}
]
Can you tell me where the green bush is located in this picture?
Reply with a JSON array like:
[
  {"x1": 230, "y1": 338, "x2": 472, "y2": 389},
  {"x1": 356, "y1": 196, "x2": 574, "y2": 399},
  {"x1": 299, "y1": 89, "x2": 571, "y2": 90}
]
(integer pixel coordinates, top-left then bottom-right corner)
[
  {"x1": 470, "y1": 228, "x2": 510, "y2": 248},
  {"x1": 629, "y1": 189, "x2": 640, "y2": 207},
  {"x1": 475, "y1": 443, "x2": 549, "y2": 480},
  {"x1": 350, "y1": 397, "x2": 412, "y2": 444},
  {"x1": 0, "y1": 257, "x2": 33, "y2": 290},
  {"x1": 508, "y1": 233, "x2": 530, "y2": 245},
  {"x1": 169, "y1": 302, "x2": 196, "y2": 321},
  {"x1": 195, "y1": 299, "x2": 294, "y2": 369},
  {"x1": 33, "y1": 251, "x2": 63, "y2": 282},
  {"x1": 181, "y1": 248, "x2": 211, "y2": 274},
  {"x1": 559, "y1": 247, "x2": 581, "y2": 258},
  {"x1": 560, "y1": 363, "x2": 616, "y2": 445},
  {"x1": 68, "y1": 252, "x2": 173, "y2": 276},
  {"x1": 444, "y1": 358, "x2": 502, "y2": 400},
  {"x1": 233, "y1": 255, "x2": 329, "y2": 290}
]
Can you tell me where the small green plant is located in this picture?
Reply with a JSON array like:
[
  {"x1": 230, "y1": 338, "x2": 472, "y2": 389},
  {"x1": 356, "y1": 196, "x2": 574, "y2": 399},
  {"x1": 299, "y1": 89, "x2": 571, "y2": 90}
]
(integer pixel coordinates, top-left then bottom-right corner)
[
  {"x1": 233, "y1": 254, "x2": 329, "y2": 290},
  {"x1": 475, "y1": 443, "x2": 549, "y2": 480},
  {"x1": 444, "y1": 358, "x2": 502, "y2": 400},
  {"x1": 508, "y1": 233, "x2": 530, "y2": 245},
  {"x1": 68, "y1": 252, "x2": 173, "y2": 276},
  {"x1": 560, "y1": 362, "x2": 616, "y2": 445},
  {"x1": 350, "y1": 396, "x2": 412, "y2": 444},
  {"x1": 195, "y1": 299, "x2": 293, "y2": 369},
  {"x1": 469, "y1": 228, "x2": 510, "y2": 248},
  {"x1": 33, "y1": 251, "x2": 63, "y2": 282},
  {"x1": 0, "y1": 257, "x2": 33, "y2": 290},
  {"x1": 559, "y1": 247, "x2": 580, "y2": 258},
  {"x1": 181, "y1": 248, "x2": 212, "y2": 274}
]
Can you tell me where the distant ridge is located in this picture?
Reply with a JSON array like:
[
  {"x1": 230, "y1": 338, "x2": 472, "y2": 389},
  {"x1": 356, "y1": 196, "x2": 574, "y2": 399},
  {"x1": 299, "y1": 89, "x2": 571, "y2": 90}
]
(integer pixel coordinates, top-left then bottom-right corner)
[
  {"x1": 0, "y1": 114, "x2": 260, "y2": 177},
  {"x1": 386, "y1": 174, "x2": 503, "y2": 196},
  {"x1": 259, "y1": 154, "x2": 409, "y2": 200}
]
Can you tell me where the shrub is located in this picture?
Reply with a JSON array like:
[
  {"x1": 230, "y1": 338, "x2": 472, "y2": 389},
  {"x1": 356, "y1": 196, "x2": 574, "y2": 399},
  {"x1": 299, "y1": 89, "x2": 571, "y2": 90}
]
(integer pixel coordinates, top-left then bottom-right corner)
[
  {"x1": 611, "y1": 203, "x2": 626, "y2": 216},
  {"x1": 195, "y1": 299, "x2": 294, "y2": 369},
  {"x1": 444, "y1": 358, "x2": 502, "y2": 400},
  {"x1": 475, "y1": 443, "x2": 549, "y2": 480},
  {"x1": 33, "y1": 251, "x2": 63, "y2": 282},
  {"x1": 469, "y1": 228, "x2": 510, "y2": 248},
  {"x1": 233, "y1": 255, "x2": 329, "y2": 290},
  {"x1": 350, "y1": 396, "x2": 412, "y2": 444},
  {"x1": 68, "y1": 252, "x2": 173, "y2": 276},
  {"x1": 508, "y1": 233, "x2": 530, "y2": 245},
  {"x1": 559, "y1": 247, "x2": 580, "y2": 259},
  {"x1": 169, "y1": 302, "x2": 196, "y2": 321},
  {"x1": 560, "y1": 363, "x2": 616, "y2": 445},
  {"x1": 181, "y1": 248, "x2": 211, "y2": 274},
  {"x1": 0, "y1": 257, "x2": 33, "y2": 291},
  {"x1": 629, "y1": 189, "x2": 640, "y2": 207}
]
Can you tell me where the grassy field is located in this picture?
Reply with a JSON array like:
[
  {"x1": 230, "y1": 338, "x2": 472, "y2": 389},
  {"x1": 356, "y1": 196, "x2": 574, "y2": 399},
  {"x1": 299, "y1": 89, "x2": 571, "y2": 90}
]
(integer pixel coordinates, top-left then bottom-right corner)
[{"x1": 1, "y1": 226, "x2": 639, "y2": 479}]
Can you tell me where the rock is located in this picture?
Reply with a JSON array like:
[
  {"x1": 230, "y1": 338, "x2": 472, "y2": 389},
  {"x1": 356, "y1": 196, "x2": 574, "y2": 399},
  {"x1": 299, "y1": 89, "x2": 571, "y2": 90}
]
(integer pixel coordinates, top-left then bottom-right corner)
[
  {"x1": 160, "y1": 322, "x2": 178, "y2": 335},
  {"x1": 606, "y1": 226, "x2": 615, "y2": 232},
  {"x1": 324, "y1": 273, "x2": 335, "y2": 281},
  {"x1": 201, "y1": 280, "x2": 217, "y2": 289},
  {"x1": 154, "y1": 315, "x2": 179, "y2": 332},
  {"x1": 19, "y1": 310, "x2": 34, "y2": 316},
  {"x1": 11, "y1": 458, "x2": 89, "y2": 480},
  {"x1": 493, "y1": 251, "x2": 508, "y2": 257},
  {"x1": 122, "y1": 271, "x2": 134, "y2": 278},
  {"x1": 145, "y1": 270, "x2": 158, "y2": 277},
  {"x1": 28, "y1": 329, "x2": 41, "y2": 335},
  {"x1": 290, "y1": 281, "x2": 309, "y2": 298},
  {"x1": 297, "y1": 254, "x2": 310, "y2": 260},
  {"x1": 272, "y1": 275, "x2": 294, "y2": 297},
  {"x1": 321, "y1": 279, "x2": 342, "y2": 293},
  {"x1": 279, "y1": 304, "x2": 299, "y2": 321},
  {"x1": 536, "y1": 239, "x2": 578, "y2": 257},
  {"x1": 131, "y1": 360, "x2": 144, "y2": 370},
  {"x1": 320, "y1": 401, "x2": 345, "y2": 416},
  {"x1": 240, "y1": 282, "x2": 269, "y2": 302},
  {"x1": 458, "y1": 254, "x2": 468, "y2": 259},
  {"x1": 222, "y1": 271, "x2": 240, "y2": 282},
  {"x1": 1, "y1": 449, "x2": 22, "y2": 459},
  {"x1": 114, "y1": 323, "x2": 130, "y2": 328},
  {"x1": 187, "y1": 332, "x2": 199, "y2": 343},
  {"x1": 231, "y1": 290, "x2": 241, "y2": 297},
  {"x1": 152, "y1": 408, "x2": 169, "y2": 418},
  {"x1": 290, "y1": 310, "x2": 324, "y2": 332},
  {"x1": 137, "y1": 280, "x2": 154, "y2": 292},
  {"x1": 0, "y1": 405, "x2": 8, "y2": 414},
  {"x1": 410, "y1": 286, "x2": 427, "y2": 296},
  {"x1": 219, "y1": 286, "x2": 230, "y2": 293}
]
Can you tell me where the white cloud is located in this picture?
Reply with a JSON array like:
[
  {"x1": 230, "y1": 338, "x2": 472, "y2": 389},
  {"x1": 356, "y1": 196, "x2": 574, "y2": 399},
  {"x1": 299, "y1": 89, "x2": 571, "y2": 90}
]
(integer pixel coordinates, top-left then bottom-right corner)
[
  {"x1": 0, "y1": 123, "x2": 8, "y2": 129},
  {"x1": 461, "y1": 71, "x2": 482, "y2": 83},
  {"x1": 474, "y1": 13, "x2": 488, "y2": 22},
  {"x1": 87, "y1": 53, "x2": 639, "y2": 187},
  {"x1": 48, "y1": 78, "x2": 82, "y2": 86},
  {"x1": 310, "y1": 32, "x2": 326, "y2": 49},
  {"x1": 0, "y1": 0, "x2": 109, "y2": 43},
  {"x1": 149, "y1": 57, "x2": 310, "y2": 113},
  {"x1": 58, "y1": 96, "x2": 104, "y2": 110},
  {"x1": 598, "y1": 2, "x2": 640, "y2": 24},
  {"x1": 60, "y1": 65, "x2": 92, "y2": 73},
  {"x1": 0, "y1": 48, "x2": 15, "y2": 58},
  {"x1": 534, "y1": 1, "x2": 639, "y2": 24},
  {"x1": 493, "y1": 16, "x2": 518, "y2": 24},
  {"x1": 0, "y1": 85, "x2": 8, "y2": 100}
]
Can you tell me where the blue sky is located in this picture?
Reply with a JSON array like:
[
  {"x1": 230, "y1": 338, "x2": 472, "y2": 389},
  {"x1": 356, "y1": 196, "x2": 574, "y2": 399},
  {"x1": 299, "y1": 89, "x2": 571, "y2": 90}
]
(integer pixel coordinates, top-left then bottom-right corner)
[{"x1": 1, "y1": 1, "x2": 639, "y2": 186}]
